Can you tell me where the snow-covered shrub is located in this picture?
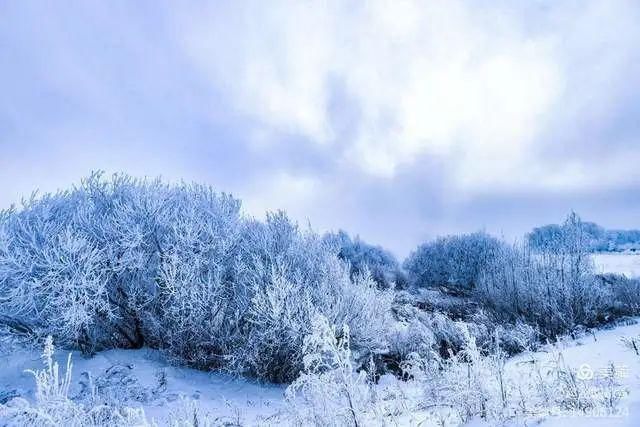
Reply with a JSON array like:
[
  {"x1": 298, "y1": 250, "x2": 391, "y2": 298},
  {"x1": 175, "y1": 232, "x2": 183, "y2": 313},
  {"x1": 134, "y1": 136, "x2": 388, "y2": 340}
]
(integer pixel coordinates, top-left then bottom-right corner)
[
  {"x1": 441, "y1": 333, "x2": 506, "y2": 422},
  {"x1": 394, "y1": 327, "x2": 515, "y2": 425},
  {"x1": 404, "y1": 213, "x2": 630, "y2": 344},
  {"x1": 476, "y1": 213, "x2": 612, "y2": 338},
  {"x1": 0, "y1": 173, "x2": 243, "y2": 355},
  {"x1": 145, "y1": 183, "x2": 243, "y2": 370},
  {"x1": 0, "y1": 173, "x2": 394, "y2": 383},
  {"x1": 0, "y1": 173, "x2": 177, "y2": 351},
  {"x1": 529, "y1": 218, "x2": 640, "y2": 253},
  {"x1": 465, "y1": 310, "x2": 539, "y2": 355},
  {"x1": 404, "y1": 231, "x2": 503, "y2": 294},
  {"x1": 0, "y1": 194, "x2": 112, "y2": 350},
  {"x1": 423, "y1": 312, "x2": 471, "y2": 357},
  {"x1": 285, "y1": 314, "x2": 381, "y2": 426},
  {"x1": 386, "y1": 318, "x2": 437, "y2": 361},
  {"x1": 600, "y1": 274, "x2": 640, "y2": 316},
  {"x1": 492, "y1": 321, "x2": 540, "y2": 355},
  {"x1": 386, "y1": 304, "x2": 478, "y2": 364},
  {"x1": 324, "y1": 230, "x2": 406, "y2": 289},
  {"x1": 230, "y1": 214, "x2": 393, "y2": 382}
]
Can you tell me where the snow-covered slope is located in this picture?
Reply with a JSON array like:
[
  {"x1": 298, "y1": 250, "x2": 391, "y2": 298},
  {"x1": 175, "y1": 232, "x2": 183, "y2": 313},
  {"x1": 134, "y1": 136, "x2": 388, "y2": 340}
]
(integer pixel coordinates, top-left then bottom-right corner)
[
  {"x1": 5, "y1": 321, "x2": 640, "y2": 426},
  {"x1": 507, "y1": 320, "x2": 640, "y2": 426},
  {"x1": 0, "y1": 345, "x2": 285, "y2": 425},
  {"x1": 592, "y1": 252, "x2": 640, "y2": 278}
]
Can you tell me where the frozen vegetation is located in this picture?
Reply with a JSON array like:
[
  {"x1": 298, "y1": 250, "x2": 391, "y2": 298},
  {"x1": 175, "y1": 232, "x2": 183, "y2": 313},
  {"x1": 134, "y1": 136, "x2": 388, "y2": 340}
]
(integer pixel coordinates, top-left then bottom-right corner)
[
  {"x1": 1, "y1": 173, "x2": 640, "y2": 426},
  {"x1": 529, "y1": 221, "x2": 640, "y2": 253}
]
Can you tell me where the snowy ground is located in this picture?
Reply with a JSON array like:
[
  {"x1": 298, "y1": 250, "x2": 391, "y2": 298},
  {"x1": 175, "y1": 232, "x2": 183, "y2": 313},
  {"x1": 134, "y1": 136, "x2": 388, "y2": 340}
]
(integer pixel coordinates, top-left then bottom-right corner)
[
  {"x1": 508, "y1": 320, "x2": 640, "y2": 426},
  {"x1": 0, "y1": 345, "x2": 286, "y2": 425},
  {"x1": 592, "y1": 252, "x2": 640, "y2": 278},
  {"x1": 4, "y1": 320, "x2": 640, "y2": 426}
]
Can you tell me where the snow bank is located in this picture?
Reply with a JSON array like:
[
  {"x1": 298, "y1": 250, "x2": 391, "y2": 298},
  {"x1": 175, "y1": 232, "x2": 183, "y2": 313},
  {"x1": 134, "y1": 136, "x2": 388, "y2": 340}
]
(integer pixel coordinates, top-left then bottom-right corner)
[
  {"x1": 508, "y1": 320, "x2": 640, "y2": 426},
  {"x1": 0, "y1": 345, "x2": 286, "y2": 425},
  {"x1": 593, "y1": 253, "x2": 640, "y2": 278}
]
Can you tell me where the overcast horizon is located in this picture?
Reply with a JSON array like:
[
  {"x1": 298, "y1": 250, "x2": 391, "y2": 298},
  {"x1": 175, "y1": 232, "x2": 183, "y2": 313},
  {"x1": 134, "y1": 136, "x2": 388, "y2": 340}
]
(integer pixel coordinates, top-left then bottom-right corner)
[{"x1": 2, "y1": 1, "x2": 640, "y2": 257}]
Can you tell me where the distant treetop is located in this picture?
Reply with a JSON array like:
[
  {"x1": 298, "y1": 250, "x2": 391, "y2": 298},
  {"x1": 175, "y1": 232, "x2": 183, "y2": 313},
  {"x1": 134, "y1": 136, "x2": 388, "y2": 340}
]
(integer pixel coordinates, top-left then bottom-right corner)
[{"x1": 527, "y1": 213, "x2": 640, "y2": 253}]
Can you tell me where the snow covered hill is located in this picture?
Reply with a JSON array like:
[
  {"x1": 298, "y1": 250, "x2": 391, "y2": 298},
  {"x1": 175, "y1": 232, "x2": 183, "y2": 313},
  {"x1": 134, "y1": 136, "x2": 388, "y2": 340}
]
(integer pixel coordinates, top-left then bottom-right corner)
[{"x1": 593, "y1": 252, "x2": 640, "y2": 278}]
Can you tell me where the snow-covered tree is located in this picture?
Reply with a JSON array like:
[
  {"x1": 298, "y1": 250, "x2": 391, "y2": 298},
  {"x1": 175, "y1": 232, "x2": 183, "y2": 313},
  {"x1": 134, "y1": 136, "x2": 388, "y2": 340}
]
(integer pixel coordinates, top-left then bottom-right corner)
[
  {"x1": 324, "y1": 230, "x2": 406, "y2": 289},
  {"x1": 404, "y1": 232, "x2": 503, "y2": 294}
]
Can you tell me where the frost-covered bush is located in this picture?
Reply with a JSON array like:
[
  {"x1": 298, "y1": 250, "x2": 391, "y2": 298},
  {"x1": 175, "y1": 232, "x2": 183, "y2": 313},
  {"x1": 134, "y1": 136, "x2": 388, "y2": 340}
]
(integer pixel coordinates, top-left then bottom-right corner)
[
  {"x1": 324, "y1": 230, "x2": 406, "y2": 289},
  {"x1": 528, "y1": 217, "x2": 640, "y2": 252},
  {"x1": 423, "y1": 312, "x2": 472, "y2": 357},
  {"x1": 476, "y1": 213, "x2": 612, "y2": 338},
  {"x1": 439, "y1": 331, "x2": 508, "y2": 422},
  {"x1": 403, "y1": 213, "x2": 632, "y2": 344},
  {"x1": 604, "y1": 229, "x2": 640, "y2": 252},
  {"x1": 206, "y1": 212, "x2": 394, "y2": 382},
  {"x1": 143, "y1": 183, "x2": 244, "y2": 370},
  {"x1": 0, "y1": 189, "x2": 113, "y2": 351},
  {"x1": 0, "y1": 173, "x2": 393, "y2": 383},
  {"x1": 599, "y1": 274, "x2": 640, "y2": 317},
  {"x1": 285, "y1": 314, "x2": 382, "y2": 426},
  {"x1": 386, "y1": 318, "x2": 437, "y2": 361},
  {"x1": 477, "y1": 247, "x2": 607, "y2": 338},
  {"x1": 0, "y1": 173, "x2": 188, "y2": 352},
  {"x1": 395, "y1": 327, "x2": 514, "y2": 424},
  {"x1": 491, "y1": 321, "x2": 540, "y2": 355},
  {"x1": 386, "y1": 307, "x2": 473, "y2": 363},
  {"x1": 404, "y1": 232, "x2": 503, "y2": 294}
]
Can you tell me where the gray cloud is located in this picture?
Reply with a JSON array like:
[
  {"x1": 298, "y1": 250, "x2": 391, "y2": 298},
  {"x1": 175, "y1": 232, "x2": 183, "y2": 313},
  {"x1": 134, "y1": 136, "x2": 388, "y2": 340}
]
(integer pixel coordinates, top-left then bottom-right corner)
[{"x1": 1, "y1": 0, "x2": 639, "y2": 256}]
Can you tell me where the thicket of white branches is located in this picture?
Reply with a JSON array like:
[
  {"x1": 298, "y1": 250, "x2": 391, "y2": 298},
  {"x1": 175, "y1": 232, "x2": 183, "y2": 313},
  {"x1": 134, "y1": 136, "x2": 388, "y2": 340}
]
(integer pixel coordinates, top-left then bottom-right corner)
[
  {"x1": 1, "y1": 174, "x2": 639, "y2": 426},
  {"x1": 476, "y1": 213, "x2": 621, "y2": 337},
  {"x1": 404, "y1": 213, "x2": 640, "y2": 339},
  {"x1": 0, "y1": 173, "x2": 392, "y2": 382},
  {"x1": 323, "y1": 230, "x2": 406, "y2": 289},
  {"x1": 403, "y1": 232, "x2": 503, "y2": 294}
]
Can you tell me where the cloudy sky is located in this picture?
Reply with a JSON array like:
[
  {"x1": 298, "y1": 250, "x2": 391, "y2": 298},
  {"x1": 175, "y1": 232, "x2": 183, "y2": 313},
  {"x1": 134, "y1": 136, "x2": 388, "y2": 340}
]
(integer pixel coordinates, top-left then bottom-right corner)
[{"x1": 1, "y1": 1, "x2": 639, "y2": 256}]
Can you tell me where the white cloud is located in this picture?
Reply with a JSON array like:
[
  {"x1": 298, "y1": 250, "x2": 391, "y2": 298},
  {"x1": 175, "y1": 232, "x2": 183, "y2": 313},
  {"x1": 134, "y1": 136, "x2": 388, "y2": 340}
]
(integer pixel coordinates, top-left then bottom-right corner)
[
  {"x1": 176, "y1": 0, "x2": 639, "y2": 196},
  {"x1": 240, "y1": 170, "x2": 321, "y2": 222},
  {"x1": 178, "y1": 1, "x2": 563, "y2": 185}
]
